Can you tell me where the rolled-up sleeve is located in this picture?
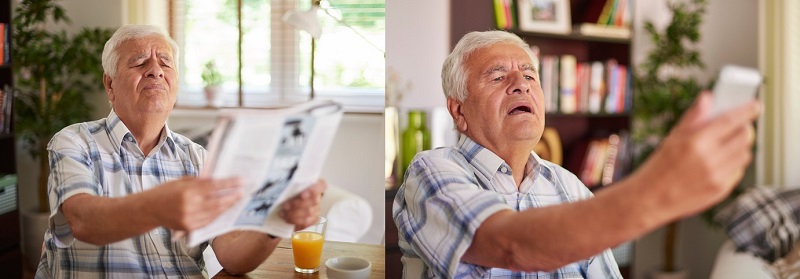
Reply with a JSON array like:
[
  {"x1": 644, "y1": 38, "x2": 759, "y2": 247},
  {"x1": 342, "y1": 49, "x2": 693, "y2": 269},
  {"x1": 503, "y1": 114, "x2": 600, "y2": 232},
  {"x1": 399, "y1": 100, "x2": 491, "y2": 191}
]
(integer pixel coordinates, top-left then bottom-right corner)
[{"x1": 393, "y1": 153, "x2": 511, "y2": 278}]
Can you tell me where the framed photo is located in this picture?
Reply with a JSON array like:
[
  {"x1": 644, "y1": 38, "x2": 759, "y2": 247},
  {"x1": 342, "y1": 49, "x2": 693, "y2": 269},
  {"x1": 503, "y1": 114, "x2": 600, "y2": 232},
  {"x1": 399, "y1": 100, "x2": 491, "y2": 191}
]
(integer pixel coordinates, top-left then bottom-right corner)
[{"x1": 517, "y1": 0, "x2": 571, "y2": 34}]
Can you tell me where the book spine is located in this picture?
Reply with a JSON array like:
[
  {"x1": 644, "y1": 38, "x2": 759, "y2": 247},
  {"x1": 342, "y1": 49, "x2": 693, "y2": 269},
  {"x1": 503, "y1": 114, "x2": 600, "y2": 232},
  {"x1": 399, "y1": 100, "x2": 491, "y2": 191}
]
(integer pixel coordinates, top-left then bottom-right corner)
[
  {"x1": 597, "y1": 0, "x2": 615, "y2": 25},
  {"x1": 559, "y1": 55, "x2": 577, "y2": 114},
  {"x1": 0, "y1": 24, "x2": 5, "y2": 66},
  {"x1": 550, "y1": 56, "x2": 560, "y2": 112},
  {"x1": 493, "y1": 0, "x2": 508, "y2": 29},
  {"x1": 589, "y1": 61, "x2": 604, "y2": 114}
]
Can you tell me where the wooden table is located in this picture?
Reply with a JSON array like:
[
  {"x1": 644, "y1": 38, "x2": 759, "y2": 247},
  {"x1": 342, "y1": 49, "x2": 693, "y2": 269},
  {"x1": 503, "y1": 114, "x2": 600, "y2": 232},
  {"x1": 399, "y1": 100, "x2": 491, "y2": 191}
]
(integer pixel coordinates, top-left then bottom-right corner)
[{"x1": 213, "y1": 239, "x2": 385, "y2": 278}]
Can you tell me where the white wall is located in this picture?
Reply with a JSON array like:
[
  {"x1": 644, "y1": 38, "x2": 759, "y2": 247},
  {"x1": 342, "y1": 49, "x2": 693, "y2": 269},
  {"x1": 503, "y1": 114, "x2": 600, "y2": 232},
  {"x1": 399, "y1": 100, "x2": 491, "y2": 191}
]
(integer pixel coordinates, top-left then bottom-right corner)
[
  {"x1": 319, "y1": 114, "x2": 384, "y2": 244},
  {"x1": 386, "y1": 0, "x2": 449, "y2": 111}
]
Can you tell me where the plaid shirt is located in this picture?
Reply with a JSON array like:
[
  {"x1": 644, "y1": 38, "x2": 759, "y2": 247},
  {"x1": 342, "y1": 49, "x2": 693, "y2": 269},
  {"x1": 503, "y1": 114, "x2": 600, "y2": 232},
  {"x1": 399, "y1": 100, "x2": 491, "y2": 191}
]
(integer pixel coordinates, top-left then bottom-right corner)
[
  {"x1": 393, "y1": 135, "x2": 621, "y2": 278},
  {"x1": 36, "y1": 110, "x2": 208, "y2": 278},
  {"x1": 716, "y1": 185, "x2": 800, "y2": 262}
]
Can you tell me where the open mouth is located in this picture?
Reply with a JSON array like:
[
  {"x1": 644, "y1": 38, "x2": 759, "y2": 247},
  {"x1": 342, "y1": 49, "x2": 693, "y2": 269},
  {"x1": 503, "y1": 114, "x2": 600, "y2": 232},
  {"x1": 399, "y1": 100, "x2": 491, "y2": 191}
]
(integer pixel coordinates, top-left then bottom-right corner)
[{"x1": 508, "y1": 105, "x2": 532, "y2": 115}]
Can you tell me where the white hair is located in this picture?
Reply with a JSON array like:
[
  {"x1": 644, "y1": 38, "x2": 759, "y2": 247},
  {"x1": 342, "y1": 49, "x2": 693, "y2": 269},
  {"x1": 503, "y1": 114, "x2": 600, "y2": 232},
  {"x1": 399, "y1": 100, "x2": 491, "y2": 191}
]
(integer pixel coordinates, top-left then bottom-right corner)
[
  {"x1": 102, "y1": 24, "x2": 179, "y2": 78},
  {"x1": 441, "y1": 30, "x2": 538, "y2": 102}
]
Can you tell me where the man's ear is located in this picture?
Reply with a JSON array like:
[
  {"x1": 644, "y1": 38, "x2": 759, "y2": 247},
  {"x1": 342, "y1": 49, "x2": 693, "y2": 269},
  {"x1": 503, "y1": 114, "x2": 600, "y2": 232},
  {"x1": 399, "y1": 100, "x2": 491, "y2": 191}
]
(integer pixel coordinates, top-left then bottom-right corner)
[
  {"x1": 103, "y1": 74, "x2": 114, "y2": 102},
  {"x1": 447, "y1": 97, "x2": 468, "y2": 133}
]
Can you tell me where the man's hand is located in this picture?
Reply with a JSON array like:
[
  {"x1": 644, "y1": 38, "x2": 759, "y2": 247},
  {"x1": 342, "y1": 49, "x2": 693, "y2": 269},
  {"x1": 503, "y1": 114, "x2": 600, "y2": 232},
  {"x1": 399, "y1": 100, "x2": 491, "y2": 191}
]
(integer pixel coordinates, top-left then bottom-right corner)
[
  {"x1": 280, "y1": 179, "x2": 328, "y2": 230},
  {"x1": 212, "y1": 179, "x2": 327, "y2": 275},
  {"x1": 146, "y1": 177, "x2": 243, "y2": 232},
  {"x1": 636, "y1": 91, "x2": 761, "y2": 217},
  {"x1": 61, "y1": 176, "x2": 243, "y2": 245}
]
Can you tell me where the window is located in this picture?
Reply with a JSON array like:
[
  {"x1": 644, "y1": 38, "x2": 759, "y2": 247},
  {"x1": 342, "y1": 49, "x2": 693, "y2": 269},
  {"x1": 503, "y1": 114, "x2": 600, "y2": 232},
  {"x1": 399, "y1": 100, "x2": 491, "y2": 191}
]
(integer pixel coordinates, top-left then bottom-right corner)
[{"x1": 171, "y1": 0, "x2": 385, "y2": 112}]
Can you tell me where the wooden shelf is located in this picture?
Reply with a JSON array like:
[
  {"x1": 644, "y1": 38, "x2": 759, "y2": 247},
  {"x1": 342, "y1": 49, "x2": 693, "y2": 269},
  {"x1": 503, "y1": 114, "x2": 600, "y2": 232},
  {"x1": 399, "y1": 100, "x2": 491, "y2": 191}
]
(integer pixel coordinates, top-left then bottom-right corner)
[{"x1": 510, "y1": 28, "x2": 632, "y2": 44}]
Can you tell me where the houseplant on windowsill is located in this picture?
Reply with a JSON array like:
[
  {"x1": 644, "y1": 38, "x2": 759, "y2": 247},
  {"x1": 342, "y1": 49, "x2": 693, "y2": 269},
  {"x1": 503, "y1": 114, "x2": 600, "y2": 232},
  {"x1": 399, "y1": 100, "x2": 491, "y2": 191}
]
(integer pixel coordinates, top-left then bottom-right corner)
[
  {"x1": 632, "y1": 0, "x2": 707, "y2": 278},
  {"x1": 12, "y1": 0, "x2": 113, "y2": 269},
  {"x1": 202, "y1": 61, "x2": 223, "y2": 107}
]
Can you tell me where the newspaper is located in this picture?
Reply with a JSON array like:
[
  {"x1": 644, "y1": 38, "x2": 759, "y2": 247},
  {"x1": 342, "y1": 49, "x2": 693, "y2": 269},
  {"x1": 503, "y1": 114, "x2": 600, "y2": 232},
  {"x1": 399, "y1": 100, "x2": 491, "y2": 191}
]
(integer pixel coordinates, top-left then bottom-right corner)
[{"x1": 187, "y1": 100, "x2": 343, "y2": 246}]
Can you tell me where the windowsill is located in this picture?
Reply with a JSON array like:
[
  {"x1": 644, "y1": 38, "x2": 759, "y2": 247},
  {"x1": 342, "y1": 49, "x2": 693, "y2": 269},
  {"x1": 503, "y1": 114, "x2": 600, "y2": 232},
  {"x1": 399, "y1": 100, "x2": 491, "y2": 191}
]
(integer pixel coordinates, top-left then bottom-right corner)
[{"x1": 176, "y1": 89, "x2": 384, "y2": 114}]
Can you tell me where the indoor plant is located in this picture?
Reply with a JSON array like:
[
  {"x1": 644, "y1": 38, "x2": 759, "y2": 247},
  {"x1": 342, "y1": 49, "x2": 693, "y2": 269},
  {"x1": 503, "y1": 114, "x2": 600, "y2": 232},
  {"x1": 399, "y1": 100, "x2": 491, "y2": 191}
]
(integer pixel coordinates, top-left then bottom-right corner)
[
  {"x1": 201, "y1": 60, "x2": 223, "y2": 107},
  {"x1": 632, "y1": 0, "x2": 707, "y2": 277},
  {"x1": 12, "y1": 0, "x2": 113, "y2": 267}
]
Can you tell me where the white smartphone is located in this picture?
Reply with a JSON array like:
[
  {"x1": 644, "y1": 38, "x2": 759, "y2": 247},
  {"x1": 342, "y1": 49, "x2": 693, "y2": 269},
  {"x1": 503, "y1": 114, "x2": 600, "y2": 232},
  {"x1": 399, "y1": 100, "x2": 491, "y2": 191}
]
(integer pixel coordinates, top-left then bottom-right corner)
[{"x1": 710, "y1": 65, "x2": 763, "y2": 117}]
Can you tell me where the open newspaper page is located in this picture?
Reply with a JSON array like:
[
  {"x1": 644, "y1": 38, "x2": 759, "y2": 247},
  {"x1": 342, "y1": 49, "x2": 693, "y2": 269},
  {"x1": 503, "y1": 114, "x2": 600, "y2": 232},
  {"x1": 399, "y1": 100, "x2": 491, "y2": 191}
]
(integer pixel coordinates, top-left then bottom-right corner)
[{"x1": 187, "y1": 100, "x2": 343, "y2": 246}]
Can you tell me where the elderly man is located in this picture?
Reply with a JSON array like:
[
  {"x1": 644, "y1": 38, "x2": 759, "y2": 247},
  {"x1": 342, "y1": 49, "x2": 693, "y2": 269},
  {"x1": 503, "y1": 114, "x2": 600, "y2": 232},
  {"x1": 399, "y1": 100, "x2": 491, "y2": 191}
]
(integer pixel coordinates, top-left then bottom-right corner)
[
  {"x1": 393, "y1": 30, "x2": 760, "y2": 278},
  {"x1": 35, "y1": 24, "x2": 325, "y2": 278}
]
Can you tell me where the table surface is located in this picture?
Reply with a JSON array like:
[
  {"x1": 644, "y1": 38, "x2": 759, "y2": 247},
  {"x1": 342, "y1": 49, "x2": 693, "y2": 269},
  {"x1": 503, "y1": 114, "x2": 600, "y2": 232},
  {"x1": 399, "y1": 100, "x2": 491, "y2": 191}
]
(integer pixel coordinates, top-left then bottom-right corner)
[{"x1": 213, "y1": 239, "x2": 385, "y2": 278}]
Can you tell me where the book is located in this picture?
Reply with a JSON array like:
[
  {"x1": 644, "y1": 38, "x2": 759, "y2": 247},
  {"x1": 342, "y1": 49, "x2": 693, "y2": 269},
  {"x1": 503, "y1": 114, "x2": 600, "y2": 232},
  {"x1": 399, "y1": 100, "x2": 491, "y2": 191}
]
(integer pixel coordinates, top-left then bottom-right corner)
[
  {"x1": 0, "y1": 88, "x2": 4, "y2": 134},
  {"x1": 187, "y1": 100, "x2": 343, "y2": 246},
  {"x1": 604, "y1": 59, "x2": 619, "y2": 113},
  {"x1": 0, "y1": 24, "x2": 5, "y2": 66},
  {"x1": 559, "y1": 55, "x2": 577, "y2": 114},
  {"x1": 588, "y1": 61, "x2": 605, "y2": 114},
  {"x1": 0, "y1": 85, "x2": 11, "y2": 134},
  {"x1": 493, "y1": 0, "x2": 508, "y2": 29}
]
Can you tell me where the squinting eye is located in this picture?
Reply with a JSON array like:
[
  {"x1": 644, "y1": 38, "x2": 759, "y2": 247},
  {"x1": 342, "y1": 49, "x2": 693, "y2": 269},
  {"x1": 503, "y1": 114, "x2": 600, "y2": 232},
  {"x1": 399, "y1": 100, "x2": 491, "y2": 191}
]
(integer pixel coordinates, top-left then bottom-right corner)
[
  {"x1": 525, "y1": 75, "x2": 534, "y2": 80},
  {"x1": 493, "y1": 76, "x2": 503, "y2": 81}
]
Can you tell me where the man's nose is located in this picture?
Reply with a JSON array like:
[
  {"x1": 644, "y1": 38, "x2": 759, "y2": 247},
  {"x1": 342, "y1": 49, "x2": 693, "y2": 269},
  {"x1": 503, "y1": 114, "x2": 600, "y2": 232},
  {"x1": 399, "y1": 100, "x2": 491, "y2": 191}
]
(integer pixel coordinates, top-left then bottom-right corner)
[
  {"x1": 144, "y1": 59, "x2": 164, "y2": 78},
  {"x1": 508, "y1": 72, "x2": 530, "y2": 95}
]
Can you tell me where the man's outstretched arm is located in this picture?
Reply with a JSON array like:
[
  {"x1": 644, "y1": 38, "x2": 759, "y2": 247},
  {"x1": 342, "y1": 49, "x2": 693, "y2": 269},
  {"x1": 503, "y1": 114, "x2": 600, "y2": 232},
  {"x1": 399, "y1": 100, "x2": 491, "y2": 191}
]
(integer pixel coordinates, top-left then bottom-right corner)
[
  {"x1": 61, "y1": 177, "x2": 243, "y2": 246},
  {"x1": 463, "y1": 93, "x2": 760, "y2": 271}
]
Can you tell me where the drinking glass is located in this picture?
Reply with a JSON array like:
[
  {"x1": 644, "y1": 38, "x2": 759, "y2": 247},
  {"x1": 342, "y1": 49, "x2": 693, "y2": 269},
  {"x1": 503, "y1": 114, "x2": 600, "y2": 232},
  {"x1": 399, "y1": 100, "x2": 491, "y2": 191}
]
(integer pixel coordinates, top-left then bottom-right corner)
[{"x1": 291, "y1": 217, "x2": 327, "y2": 273}]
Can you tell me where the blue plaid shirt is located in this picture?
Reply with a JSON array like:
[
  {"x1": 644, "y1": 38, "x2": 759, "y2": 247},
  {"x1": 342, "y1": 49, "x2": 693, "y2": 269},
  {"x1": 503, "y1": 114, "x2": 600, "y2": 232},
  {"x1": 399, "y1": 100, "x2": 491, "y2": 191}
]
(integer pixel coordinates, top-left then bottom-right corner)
[
  {"x1": 393, "y1": 135, "x2": 622, "y2": 278},
  {"x1": 36, "y1": 110, "x2": 208, "y2": 278}
]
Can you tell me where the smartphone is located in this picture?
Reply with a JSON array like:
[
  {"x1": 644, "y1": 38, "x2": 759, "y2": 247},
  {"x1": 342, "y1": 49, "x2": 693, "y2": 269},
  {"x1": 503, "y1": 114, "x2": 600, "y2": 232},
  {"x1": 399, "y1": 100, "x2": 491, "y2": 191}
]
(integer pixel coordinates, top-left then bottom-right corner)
[{"x1": 710, "y1": 65, "x2": 763, "y2": 117}]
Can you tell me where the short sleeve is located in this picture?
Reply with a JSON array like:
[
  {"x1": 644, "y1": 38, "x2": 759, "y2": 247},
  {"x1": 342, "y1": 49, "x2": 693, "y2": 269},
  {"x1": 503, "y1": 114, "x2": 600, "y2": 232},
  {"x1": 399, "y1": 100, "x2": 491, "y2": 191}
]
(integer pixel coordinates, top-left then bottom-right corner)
[
  {"x1": 47, "y1": 129, "x2": 102, "y2": 248},
  {"x1": 393, "y1": 153, "x2": 512, "y2": 278}
]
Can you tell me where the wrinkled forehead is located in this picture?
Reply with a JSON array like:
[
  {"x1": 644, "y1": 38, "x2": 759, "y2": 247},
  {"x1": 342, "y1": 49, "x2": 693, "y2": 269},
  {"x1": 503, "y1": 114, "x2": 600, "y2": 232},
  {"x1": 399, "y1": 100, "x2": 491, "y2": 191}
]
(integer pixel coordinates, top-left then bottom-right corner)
[
  {"x1": 466, "y1": 43, "x2": 535, "y2": 73},
  {"x1": 118, "y1": 36, "x2": 174, "y2": 60}
]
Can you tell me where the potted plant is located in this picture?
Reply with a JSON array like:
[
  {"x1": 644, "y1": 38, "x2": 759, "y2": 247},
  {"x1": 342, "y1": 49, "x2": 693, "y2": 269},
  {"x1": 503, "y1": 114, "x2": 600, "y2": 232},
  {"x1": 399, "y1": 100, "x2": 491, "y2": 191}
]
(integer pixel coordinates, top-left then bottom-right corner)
[
  {"x1": 201, "y1": 61, "x2": 223, "y2": 107},
  {"x1": 12, "y1": 0, "x2": 113, "y2": 268},
  {"x1": 632, "y1": 0, "x2": 707, "y2": 278}
]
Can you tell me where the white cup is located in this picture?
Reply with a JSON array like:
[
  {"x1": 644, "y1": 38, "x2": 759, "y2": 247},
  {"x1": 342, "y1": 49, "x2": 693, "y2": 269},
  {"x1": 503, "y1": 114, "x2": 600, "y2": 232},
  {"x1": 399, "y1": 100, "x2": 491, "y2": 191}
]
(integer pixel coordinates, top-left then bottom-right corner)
[{"x1": 325, "y1": 256, "x2": 371, "y2": 279}]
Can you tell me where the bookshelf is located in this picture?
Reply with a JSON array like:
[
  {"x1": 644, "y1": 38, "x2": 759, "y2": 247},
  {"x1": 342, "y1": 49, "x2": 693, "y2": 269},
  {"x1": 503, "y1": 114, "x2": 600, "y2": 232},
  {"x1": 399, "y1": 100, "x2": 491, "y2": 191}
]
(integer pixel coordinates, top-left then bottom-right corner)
[{"x1": 0, "y1": 0, "x2": 21, "y2": 277}]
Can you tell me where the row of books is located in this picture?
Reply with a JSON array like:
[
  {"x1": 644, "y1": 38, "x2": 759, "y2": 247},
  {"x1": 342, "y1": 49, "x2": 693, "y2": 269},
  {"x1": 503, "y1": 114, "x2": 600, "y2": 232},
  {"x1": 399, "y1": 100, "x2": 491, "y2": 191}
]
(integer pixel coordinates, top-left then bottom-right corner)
[
  {"x1": 566, "y1": 131, "x2": 632, "y2": 188},
  {"x1": 0, "y1": 86, "x2": 11, "y2": 134},
  {"x1": 576, "y1": 0, "x2": 633, "y2": 39},
  {"x1": 539, "y1": 54, "x2": 632, "y2": 114},
  {"x1": 492, "y1": 0, "x2": 517, "y2": 30},
  {"x1": 0, "y1": 23, "x2": 8, "y2": 66}
]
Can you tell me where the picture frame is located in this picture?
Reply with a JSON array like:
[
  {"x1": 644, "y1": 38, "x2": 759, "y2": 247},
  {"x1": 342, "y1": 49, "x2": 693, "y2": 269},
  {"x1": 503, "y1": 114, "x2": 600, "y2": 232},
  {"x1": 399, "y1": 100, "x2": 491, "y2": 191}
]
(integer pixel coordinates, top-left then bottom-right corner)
[{"x1": 517, "y1": 0, "x2": 571, "y2": 34}]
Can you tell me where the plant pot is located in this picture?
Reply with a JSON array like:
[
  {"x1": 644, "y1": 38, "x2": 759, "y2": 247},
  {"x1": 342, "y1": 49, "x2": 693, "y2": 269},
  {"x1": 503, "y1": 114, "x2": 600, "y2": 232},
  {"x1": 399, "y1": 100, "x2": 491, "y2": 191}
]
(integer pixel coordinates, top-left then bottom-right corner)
[
  {"x1": 22, "y1": 208, "x2": 49, "y2": 271},
  {"x1": 651, "y1": 269, "x2": 689, "y2": 279},
  {"x1": 203, "y1": 85, "x2": 222, "y2": 107}
]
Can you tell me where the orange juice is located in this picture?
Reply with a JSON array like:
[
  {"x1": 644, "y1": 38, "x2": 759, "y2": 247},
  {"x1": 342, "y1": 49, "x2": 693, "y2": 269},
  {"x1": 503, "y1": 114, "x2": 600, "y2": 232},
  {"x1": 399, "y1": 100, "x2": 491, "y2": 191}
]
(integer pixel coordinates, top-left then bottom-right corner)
[{"x1": 291, "y1": 231, "x2": 325, "y2": 269}]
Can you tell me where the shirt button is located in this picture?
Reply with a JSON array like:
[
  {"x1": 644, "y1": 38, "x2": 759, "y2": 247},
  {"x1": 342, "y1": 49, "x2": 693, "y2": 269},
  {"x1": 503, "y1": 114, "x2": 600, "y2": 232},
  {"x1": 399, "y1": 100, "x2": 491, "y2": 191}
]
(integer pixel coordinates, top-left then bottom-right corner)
[{"x1": 500, "y1": 166, "x2": 508, "y2": 173}]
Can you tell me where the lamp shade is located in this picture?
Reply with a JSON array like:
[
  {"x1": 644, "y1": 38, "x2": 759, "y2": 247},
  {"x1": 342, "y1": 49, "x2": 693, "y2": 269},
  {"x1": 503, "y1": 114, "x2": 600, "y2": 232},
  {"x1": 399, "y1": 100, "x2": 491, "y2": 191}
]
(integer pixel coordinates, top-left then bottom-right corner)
[{"x1": 282, "y1": 6, "x2": 322, "y2": 40}]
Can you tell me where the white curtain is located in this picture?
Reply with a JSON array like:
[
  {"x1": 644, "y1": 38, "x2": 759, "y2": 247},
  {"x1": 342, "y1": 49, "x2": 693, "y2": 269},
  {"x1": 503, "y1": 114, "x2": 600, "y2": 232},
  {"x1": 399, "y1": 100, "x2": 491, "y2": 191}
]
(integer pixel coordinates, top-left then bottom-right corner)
[
  {"x1": 758, "y1": 0, "x2": 800, "y2": 188},
  {"x1": 123, "y1": 0, "x2": 169, "y2": 31}
]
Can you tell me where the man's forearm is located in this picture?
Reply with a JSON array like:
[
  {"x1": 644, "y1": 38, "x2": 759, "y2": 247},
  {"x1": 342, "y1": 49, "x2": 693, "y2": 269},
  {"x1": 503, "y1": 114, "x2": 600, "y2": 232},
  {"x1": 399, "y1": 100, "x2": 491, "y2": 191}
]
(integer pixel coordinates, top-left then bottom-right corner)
[
  {"x1": 61, "y1": 193, "x2": 163, "y2": 246},
  {"x1": 464, "y1": 171, "x2": 674, "y2": 271},
  {"x1": 212, "y1": 231, "x2": 281, "y2": 275}
]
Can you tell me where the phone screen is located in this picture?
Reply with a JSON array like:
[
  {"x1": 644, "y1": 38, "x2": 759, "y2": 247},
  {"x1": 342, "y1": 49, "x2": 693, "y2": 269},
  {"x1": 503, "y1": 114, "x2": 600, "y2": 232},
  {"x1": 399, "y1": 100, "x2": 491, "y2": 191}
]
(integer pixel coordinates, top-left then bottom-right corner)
[{"x1": 710, "y1": 65, "x2": 763, "y2": 117}]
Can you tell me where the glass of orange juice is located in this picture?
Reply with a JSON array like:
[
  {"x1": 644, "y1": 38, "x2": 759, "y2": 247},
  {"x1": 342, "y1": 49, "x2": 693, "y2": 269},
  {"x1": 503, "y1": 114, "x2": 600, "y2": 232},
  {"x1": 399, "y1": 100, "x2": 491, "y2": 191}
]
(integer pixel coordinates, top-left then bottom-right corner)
[{"x1": 291, "y1": 217, "x2": 327, "y2": 273}]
